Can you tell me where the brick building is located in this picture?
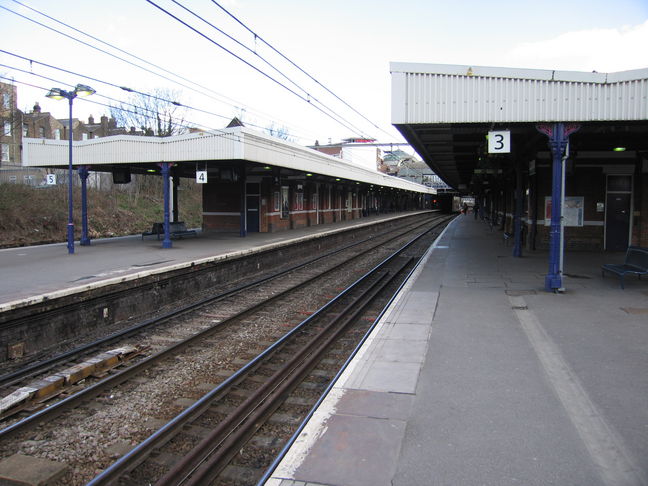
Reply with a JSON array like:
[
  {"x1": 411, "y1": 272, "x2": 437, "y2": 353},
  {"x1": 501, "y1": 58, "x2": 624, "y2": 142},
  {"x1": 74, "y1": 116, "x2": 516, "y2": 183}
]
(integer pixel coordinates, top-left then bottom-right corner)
[
  {"x1": 0, "y1": 82, "x2": 21, "y2": 168},
  {"x1": 0, "y1": 81, "x2": 135, "y2": 185}
]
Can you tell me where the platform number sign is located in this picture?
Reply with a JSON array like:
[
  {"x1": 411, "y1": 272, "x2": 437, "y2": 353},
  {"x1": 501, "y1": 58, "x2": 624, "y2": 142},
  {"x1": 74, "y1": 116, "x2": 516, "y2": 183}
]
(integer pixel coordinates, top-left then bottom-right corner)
[
  {"x1": 196, "y1": 170, "x2": 207, "y2": 184},
  {"x1": 488, "y1": 130, "x2": 511, "y2": 154},
  {"x1": 46, "y1": 174, "x2": 56, "y2": 185}
]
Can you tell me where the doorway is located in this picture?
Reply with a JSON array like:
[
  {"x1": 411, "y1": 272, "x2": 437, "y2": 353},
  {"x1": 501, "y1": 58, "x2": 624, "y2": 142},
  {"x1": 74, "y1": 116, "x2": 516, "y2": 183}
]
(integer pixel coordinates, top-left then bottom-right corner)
[
  {"x1": 246, "y1": 183, "x2": 260, "y2": 232},
  {"x1": 605, "y1": 175, "x2": 632, "y2": 251}
]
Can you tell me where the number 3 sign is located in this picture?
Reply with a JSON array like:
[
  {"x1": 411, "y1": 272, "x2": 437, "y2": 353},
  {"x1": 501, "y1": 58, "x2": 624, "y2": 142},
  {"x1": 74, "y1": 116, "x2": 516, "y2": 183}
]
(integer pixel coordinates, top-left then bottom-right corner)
[{"x1": 488, "y1": 131, "x2": 510, "y2": 153}]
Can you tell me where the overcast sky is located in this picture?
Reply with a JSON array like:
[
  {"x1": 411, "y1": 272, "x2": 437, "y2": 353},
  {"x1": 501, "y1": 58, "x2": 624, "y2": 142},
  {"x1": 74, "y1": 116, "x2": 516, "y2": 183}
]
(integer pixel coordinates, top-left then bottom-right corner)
[{"x1": 1, "y1": 0, "x2": 647, "y2": 147}]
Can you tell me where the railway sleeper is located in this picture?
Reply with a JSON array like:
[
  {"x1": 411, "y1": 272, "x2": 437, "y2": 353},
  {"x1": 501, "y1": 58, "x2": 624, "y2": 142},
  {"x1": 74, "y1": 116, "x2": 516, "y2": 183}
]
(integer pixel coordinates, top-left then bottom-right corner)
[{"x1": 0, "y1": 345, "x2": 144, "y2": 421}]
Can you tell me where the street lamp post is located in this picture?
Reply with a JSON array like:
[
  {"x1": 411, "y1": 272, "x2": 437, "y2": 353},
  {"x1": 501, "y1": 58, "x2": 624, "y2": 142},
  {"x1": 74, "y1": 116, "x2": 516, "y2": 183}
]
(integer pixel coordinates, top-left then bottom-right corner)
[{"x1": 46, "y1": 84, "x2": 95, "y2": 254}]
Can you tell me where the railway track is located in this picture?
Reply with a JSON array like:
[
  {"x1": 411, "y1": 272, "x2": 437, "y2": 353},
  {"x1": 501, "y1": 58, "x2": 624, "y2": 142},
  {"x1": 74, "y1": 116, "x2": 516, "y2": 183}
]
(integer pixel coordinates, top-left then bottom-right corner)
[
  {"x1": 0, "y1": 214, "x2": 452, "y2": 485},
  {"x1": 0, "y1": 215, "x2": 438, "y2": 425}
]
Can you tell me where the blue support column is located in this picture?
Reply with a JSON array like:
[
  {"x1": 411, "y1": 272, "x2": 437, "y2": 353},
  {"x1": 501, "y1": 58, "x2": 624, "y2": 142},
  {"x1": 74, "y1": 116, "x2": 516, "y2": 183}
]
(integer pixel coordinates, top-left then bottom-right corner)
[
  {"x1": 239, "y1": 165, "x2": 247, "y2": 237},
  {"x1": 513, "y1": 161, "x2": 523, "y2": 257},
  {"x1": 161, "y1": 162, "x2": 172, "y2": 249},
  {"x1": 66, "y1": 97, "x2": 75, "y2": 254},
  {"x1": 79, "y1": 166, "x2": 91, "y2": 246},
  {"x1": 537, "y1": 123, "x2": 579, "y2": 292}
]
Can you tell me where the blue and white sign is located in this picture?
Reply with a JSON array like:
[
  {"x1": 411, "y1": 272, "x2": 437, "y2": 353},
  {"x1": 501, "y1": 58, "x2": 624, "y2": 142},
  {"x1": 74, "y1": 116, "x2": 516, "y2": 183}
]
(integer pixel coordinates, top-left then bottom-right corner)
[
  {"x1": 46, "y1": 174, "x2": 56, "y2": 185},
  {"x1": 196, "y1": 171, "x2": 207, "y2": 184},
  {"x1": 488, "y1": 130, "x2": 511, "y2": 153}
]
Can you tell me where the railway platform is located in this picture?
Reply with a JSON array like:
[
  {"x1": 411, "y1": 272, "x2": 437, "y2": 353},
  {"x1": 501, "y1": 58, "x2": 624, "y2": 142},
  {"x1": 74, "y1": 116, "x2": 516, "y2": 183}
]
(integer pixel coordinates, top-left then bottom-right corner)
[
  {"x1": 264, "y1": 214, "x2": 648, "y2": 486},
  {"x1": 0, "y1": 211, "x2": 424, "y2": 310}
]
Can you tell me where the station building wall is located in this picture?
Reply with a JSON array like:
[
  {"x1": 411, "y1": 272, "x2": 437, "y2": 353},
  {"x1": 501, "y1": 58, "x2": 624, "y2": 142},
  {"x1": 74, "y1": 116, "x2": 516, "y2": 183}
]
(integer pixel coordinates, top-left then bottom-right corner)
[
  {"x1": 202, "y1": 177, "x2": 417, "y2": 234},
  {"x1": 489, "y1": 158, "x2": 647, "y2": 251}
]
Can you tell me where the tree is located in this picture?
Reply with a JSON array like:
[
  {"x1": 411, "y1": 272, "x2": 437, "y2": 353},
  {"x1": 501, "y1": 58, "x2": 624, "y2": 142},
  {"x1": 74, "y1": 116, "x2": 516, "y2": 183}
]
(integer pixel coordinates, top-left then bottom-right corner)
[{"x1": 110, "y1": 88, "x2": 188, "y2": 137}]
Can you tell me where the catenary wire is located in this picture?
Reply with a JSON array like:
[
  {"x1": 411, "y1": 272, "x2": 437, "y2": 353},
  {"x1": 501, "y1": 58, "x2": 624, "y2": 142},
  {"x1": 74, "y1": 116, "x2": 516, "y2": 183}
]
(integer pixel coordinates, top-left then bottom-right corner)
[
  {"x1": 144, "y1": 0, "x2": 371, "y2": 138},
  {"x1": 0, "y1": 53, "x2": 302, "y2": 136},
  {"x1": 2, "y1": 76, "x2": 372, "y2": 166},
  {"x1": 0, "y1": 3, "x2": 318, "y2": 142},
  {"x1": 168, "y1": 0, "x2": 369, "y2": 140},
  {"x1": 210, "y1": 0, "x2": 397, "y2": 140},
  {"x1": 2, "y1": 2, "x2": 372, "y2": 140}
]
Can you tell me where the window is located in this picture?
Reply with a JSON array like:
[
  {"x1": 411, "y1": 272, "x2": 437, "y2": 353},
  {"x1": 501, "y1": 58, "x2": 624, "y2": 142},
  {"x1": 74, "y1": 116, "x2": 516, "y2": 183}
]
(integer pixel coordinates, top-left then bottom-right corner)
[
  {"x1": 82, "y1": 132, "x2": 88, "y2": 141},
  {"x1": 38, "y1": 127, "x2": 45, "y2": 138},
  {"x1": 54, "y1": 129, "x2": 61, "y2": 140},
  {"x1": 294, "y1": 192, "x2": 304, "y2": 211},
  {"x1": 2, "y1": 93, "x2": 10, "y2": 109},
  {"x1": 273, "y1": 191, "x2": 280, "y2": 212},
  {"x1": 22, "y1": 124, "x2": 28, "y2": 137},
  {"x1": 4, "y1": 121, "x2": 11, "y2": 136},
  {"x1": 1, "y1": 143, "x2": 9, "y2": 162}
]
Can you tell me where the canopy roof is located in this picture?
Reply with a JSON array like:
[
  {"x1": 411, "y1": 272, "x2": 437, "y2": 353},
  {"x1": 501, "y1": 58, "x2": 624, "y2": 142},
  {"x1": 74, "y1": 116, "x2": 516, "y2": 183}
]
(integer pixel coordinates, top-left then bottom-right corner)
[
  {"x1": 22, "y1": 126, "x2": 434, "y2": 194},
  {"x1": 391, "y1": 62, "x2": 648, "y2": 189}
]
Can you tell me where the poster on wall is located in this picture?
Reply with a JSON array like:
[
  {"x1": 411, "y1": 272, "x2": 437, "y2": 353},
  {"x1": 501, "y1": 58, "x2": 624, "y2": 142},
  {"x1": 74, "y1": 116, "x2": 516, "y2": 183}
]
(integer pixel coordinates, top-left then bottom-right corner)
[
  {"x1": 281, "y1": 186, "x2": 289, "y2": 219},
  {"x1": 544, "y1": 196, "x2": 584, "y2": 226}
]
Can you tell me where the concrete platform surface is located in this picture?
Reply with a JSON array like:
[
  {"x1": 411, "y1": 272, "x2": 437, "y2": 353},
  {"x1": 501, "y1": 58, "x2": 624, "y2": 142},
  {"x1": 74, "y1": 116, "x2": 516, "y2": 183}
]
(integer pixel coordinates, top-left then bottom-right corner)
[
  {"x1": 265, "y1": 215, "x2": 648, "y2": 486},
  {"x1": 0, "y1": 212, "x2": 419, "y2": 310}
]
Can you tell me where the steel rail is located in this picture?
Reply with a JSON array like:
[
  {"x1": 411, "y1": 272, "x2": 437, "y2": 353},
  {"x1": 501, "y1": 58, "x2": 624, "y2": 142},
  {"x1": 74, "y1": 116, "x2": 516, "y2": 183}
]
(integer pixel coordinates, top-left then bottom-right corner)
[
  {"x1": 173, "y1": 265, "x2": 407, "y2": 486},
  {"x1": 257, "y1": 216, "x2": 452, "y2": 485},
  {"x1": 87, "y1": 216, "x2": 453, "y2": 486},
  {"x1": 0, "y1": 214, "x2": 437, "y2": 388},
  {"x1": 1, "y1": 216, "x2": 445, "y2": 439}
]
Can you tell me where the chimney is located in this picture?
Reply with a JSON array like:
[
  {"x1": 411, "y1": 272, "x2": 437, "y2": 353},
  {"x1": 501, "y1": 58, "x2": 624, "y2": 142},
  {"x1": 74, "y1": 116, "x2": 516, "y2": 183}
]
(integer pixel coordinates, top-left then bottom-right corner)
[
  {"x1": 88, "y1": 115, "x2": 94, "y2": 124},
  {"x1": 100, "y1": 115, "x2": 108, "y2": 128},
  {"x1": 32, "y1": 101, "x2": 41, "y2": 113}
]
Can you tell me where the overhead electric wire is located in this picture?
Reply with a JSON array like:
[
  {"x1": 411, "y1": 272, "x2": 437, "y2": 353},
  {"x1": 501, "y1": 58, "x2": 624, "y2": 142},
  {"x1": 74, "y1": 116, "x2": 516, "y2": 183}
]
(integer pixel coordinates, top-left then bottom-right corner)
[
  {"x1": 210, "y1": 0, "x2": 397, "y2": 140},
  {"x1": 0, "y1": 52, "x2": 293, "y2": 136},
  {"x1": 0, "y1": 76, "x2": 333, "y2": 163},
  {"x1": 3, "y1": 1, "x2": 399, "y2": 144},
  {"x1": 144, "y1": 0, "x2": 371, "y2": 139},
  {"x1": 1, "y1": 2, "x2": 316, "y2": 142},
  {"x1": 167, "y1": 0, "x2": 371, "y2": 139}
]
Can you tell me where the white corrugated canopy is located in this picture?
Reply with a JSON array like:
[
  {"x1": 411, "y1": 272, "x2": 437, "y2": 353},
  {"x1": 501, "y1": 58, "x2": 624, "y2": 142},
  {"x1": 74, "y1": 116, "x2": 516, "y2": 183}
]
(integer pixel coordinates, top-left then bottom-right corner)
[
  {"x1": 22, "y1": 126, "x2": 434, "y2": 194},
  {"x1": 392, "y1": 62, "x2": 648, "y2": 124}
]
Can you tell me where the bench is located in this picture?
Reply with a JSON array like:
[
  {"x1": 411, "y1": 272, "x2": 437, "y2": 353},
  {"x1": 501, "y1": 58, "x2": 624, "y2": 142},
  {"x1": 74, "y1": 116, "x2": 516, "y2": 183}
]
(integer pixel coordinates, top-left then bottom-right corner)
[
  {"x1": 142, "y1": 222, "x2": 197, "y2": 240},
  {"x1": 601, "y1": 246, "x2": 648, "y2": 289}
]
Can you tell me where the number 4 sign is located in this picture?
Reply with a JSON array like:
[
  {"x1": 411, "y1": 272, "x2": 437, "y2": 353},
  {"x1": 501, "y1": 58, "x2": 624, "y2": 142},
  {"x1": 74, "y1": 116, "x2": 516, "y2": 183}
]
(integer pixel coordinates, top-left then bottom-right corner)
[
  {"x1": 488, "y1": 130, "x2": 511, "y2": 153},
  {"x1": 196, "y1": 171, "x2": 207, "y2": 184}
]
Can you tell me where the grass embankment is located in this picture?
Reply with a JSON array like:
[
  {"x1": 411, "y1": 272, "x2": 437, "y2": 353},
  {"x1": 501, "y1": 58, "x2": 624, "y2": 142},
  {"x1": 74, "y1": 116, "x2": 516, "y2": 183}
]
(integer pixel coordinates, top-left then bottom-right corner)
[{"x1": 0, "y1": 180, "x2": 202, "y2": 248}]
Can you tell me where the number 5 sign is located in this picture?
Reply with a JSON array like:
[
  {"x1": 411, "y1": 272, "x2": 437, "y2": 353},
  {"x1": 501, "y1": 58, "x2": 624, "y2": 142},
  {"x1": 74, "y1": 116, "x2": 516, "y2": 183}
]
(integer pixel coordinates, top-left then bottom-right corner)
[{"x1": 488, "y1": 130, "x2": 511, "y2": 153}]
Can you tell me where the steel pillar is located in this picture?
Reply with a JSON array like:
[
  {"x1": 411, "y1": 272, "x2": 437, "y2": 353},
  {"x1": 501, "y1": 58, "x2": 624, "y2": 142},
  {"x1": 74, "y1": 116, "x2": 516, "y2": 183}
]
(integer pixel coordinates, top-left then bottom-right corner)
[
  {"x1": 66, "y1": 97, "x2": 75, "y2": 254},
  {"x1": 172, "y1": 172, "x2": 179, "y2": 223},
  {"x1": 240, "y1": 165, "x2": 247, "y2": 237},
  {"x1": 160, "y1": 162, "x2": 172, "y2": 249},
  {"x1": 513, "y1": 161, "x2": 523, "y2": 257},
  {"x1": 79, "y1": 166, "x2": 91, "y2": 246},
  {"x1": 537, "y1": 123, "x2": 579, "y2": 291}
]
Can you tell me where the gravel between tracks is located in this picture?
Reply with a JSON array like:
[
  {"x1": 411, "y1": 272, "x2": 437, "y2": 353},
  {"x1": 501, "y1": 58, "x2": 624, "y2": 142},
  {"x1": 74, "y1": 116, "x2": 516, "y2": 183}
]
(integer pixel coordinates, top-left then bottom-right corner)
[{"x1": 0, "y1": 248, "x2": 372, "y2": 485}]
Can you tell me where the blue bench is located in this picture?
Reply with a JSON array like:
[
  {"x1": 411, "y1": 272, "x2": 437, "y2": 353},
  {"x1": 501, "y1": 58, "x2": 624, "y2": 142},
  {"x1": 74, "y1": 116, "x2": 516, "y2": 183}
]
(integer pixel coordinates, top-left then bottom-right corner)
[
  {"x1": 601, "y1": 246, "x2": 648, "y2": 289},
  {"x1": 142, "y1": 222, "x2": 197, "y2": 240}
]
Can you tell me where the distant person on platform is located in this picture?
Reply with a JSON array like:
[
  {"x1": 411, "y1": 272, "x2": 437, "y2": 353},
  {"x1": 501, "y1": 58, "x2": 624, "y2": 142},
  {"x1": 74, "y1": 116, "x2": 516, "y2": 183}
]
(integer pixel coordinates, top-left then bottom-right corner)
[
  {"x1": 462, "y1": 202, "x2": 468, "y2": 215},
  {"x1": 473, "y1": 202, "x2": 480, "y2": 220}
]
